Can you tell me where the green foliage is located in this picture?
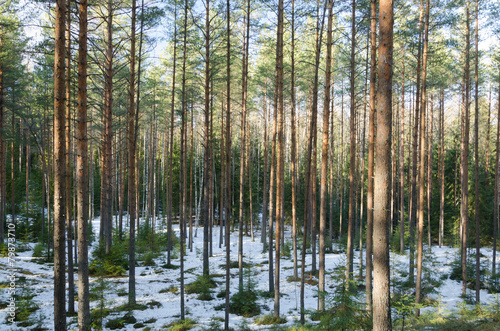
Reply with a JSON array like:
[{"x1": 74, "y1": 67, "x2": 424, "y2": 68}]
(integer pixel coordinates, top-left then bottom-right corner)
[
  {"x1": 450, "y1": 253, "x2": 488, "y2": 290},
  {"x1": 255, "y1": 314, "x2": 288, "y2": 325},
  {"x1": 185, "y1": 275, "x2": 217, "y2": 295},
  {"x1": 281, "y1": 240, "x2": 292, "y2": 258},
  {"x1": 229, "y1": 288, "x2": 261, "y2": 317},
  {"x1": 105, "y1": 313, "x2": 137, "y2": 329},
  {"x1": 311, "y1": 262, "x2": 371, "y2": 330},
  {"x1": 165, "y1": 318, "x2": 197, "y2": 331},
  {"x1": 6, "y1": 288, "x2": 38, "y2": 324},
  {"x1": 90, "y1": 238, "x2": 128, "y2": 277}
]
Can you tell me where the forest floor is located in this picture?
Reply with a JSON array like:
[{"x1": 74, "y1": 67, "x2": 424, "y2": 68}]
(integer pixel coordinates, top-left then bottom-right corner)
[{"x1": 0, "y1": 216, "x2": 500, "y2": 330}]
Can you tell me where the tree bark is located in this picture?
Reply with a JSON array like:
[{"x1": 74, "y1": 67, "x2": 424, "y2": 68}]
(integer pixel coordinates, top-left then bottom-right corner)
[
  {"x1": 128, "y1": 0, "x2": 137, "y2": 307},
  {"x1": 347, "y1": 0, "x2": 357, "y2": 280},
  {"x1": 53, "y1": 0, "x2": 67, "y2": 328},
  {"x1": 372, "y1": 0, "x2": 393, "y2": 328},
  {"x1": 167, "y1": 2, "x2": 177, "y2": 266},
  {"x1": 319, "y1": 0, "x2": 333, "y2": 312},
  {"x1": 461, "y1": 0, "x2": 471, "y2": 297},
  {"x1": 409, "y1": 0, "x2": 425, "y2": 285},
  {"x1": 366, "y1": 0, "x2": 377, "y2": 312},
  {"x1": 415, "y1": 0, "x2": 430, "y2": 316},
  {"x1": 76, "y1": 0, "x2": 90, "y2": 327},
  {"x1": 65, "y1": 5, "x2": 74, "y2": 313},
  {"x1": 202, "y1": 0, "x2": 211, "y2": 278}
]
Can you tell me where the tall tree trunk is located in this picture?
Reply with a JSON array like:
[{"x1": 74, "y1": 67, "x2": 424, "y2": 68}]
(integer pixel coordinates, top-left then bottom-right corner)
[
  {"x1": 290, "y1": 0, "x2": 298, "y2": 279},
  {"x1": 167, "y1": 2, "x2": 177, "y2": 266},
  {"x1": 274, "y1": 0, "x2": 284, "y2": 317},
  {"x1": 224, "y1": 1, "x2": 232, "y2": 327},
  {"x1": 366, "y1": 0, "x2": 377, "y2": 311},
  {"x1": 372, "y1": 0, "x2": 393, "y2": 328},
  {"x1": 427, "y1": 96, "x2": 433, "y2": 251},
  {"x1": 492, "y1": 70, "x2": 500, "y2": 285},
  {"x1": 461, "y1": 0, "x2": 471, "y2": 297},
  {"x1": 101, "y1": 0, "x2": 113, "y2": 254},
  {"x1": 76, "y1": 0, "x2": 90, "y2": 327},
  {"x1": 439, "y1": 88, "x2": 445, "y2": 247},
  {"x1": 53, "y1": 0, "x2": 67, "y2": 328},
  {"x1": 65, "y1": 5, "x2": 74, "y2": 313},
  {"x1": 179, "y1": 0, "x2": 188, "y2": 319},
  {"x1": 409, "y1": 0, "x2": 425, "y2": 285},
  {"x1": 128, "y1": 0, "x2": 137, "y2": 307},
  {"x1": 0, "y1": 57, "x2": 3, "y2": 244},
  {"x1": 202, "y1": 0, "x2": 211, "y2": 278},
  {"x1": 415, "y1": 0, "x2": 430, "y2": 316},
  {"x1": 473, "y1": 0, "x2": 480, "y2": 303},
  {"x1": 400, "y1": 56, "x2": 405, "y2": 254},
  {"x1": 261, "y1": 82, "x2": 268, "y2": 248},
  {"x1": 347, "y1": 0, "x2": 357, "y2": 279},
  {"x1": 319, "y1": 0, "x2": 333, "y2": 312}
]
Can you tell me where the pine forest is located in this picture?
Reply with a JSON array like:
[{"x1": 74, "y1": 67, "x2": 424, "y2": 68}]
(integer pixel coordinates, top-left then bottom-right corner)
[{"x1": 1, "y1": 0, "x2": 500, "y2": 330}]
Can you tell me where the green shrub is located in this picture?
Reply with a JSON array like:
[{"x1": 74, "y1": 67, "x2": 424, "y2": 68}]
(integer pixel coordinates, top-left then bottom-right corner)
[
  {"x1": 90, "y1": 239, "x2": 128, "y2": 277},
  {"x1": 105, "y1": 313, "x2": 137, "y2": 329},
  {"x1": 255, "y1": 314, "x2": 287, "y2": 325},
  {"x1": 229, "y1": 289, "x2": 261, "y2": 317},
  {"x1": 185, "y1": 275, "x2": 216, "y2": 294},
  {"x1": 281, "y1": 240, "x2": 292, "y2": 258},
  {"x1": 311, "y1": 262, "x2": 371, "y2": 330},
  {"x1": 165, "y1": 318, "x2": 197, "y2": 331},
  {"x1": 32, "y1": 243, "x2": 46, "y2": 258}
]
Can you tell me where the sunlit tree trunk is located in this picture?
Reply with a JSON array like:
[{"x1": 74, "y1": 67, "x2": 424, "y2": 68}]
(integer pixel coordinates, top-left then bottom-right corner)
[
  {"x1": 409, "y1": 0, "x2": 425, "y2": 285},
  {"x1": 461, "y1": 0, "x2": 471, "y2": 298},
  {"x1": 319, "y1": 0, "x2": 333, "y2": 312},
  {"x1": 76, "y1": 0, "x2": 90, "y2": 327},
  {"x1": 366, "y1": 0, "x2": 377, "y2": 311},
  {"x1": 53, "y1": 0, "x2": 67, "y2": 328},
  {"x1": 415, "y1": 0, "x2": 430, "y2": 316},
  {"x1": 372, "y1": 0, "x2": 393, "y2": 328},
  {"x1": 128, "y1": 0, "x2": 137, "y2": 307},
  {"x1": 347, "y1": 0, "x2": 357, "y2": 280}
]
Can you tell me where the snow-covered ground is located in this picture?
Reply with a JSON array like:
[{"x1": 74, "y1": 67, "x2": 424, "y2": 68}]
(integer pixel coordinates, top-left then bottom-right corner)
[{"x1": 1, "y1": 216, "x2": 499, "y2": 330}]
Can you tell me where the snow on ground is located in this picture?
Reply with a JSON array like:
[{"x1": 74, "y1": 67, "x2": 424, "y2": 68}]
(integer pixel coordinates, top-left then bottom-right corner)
[{"x1": 1, "y1": 216, "x2": 499, "y2": 330}]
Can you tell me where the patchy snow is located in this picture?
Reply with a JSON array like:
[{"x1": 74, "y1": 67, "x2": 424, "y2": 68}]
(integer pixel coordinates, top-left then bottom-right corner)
[{"x1": 0, "y1": 215, "x2": 499, "y2": 330}]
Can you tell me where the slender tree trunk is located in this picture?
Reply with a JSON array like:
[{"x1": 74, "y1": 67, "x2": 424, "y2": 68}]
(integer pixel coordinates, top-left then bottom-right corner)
[
  {"x1": 473, "y1": 0, "x2": 481, "y2": 303},
  {"x1": 128, "y1": 0, "x2": 137, "y2": 307},
  {"x1": 167, "y1": 3, "x2": 177, "y2": 266},
  {"x1": 224, "y1": 1, "x2": 232, "y2": 327},
  {"x1": 65, "y1": 6, "x2": 75, "y2": 313},
  {"x1": 366, "y1": 0, "x2": 377, "y2": 312},
  {"x1": 409, "y1": 0, "x2": 425, "y2": 285},
  {"x1": 100, "y1": 0, "x2": 113, "y2": 254},
  {"x1": 400, "y1": 56, "x2": 405, "y2": 254},
  {"x1": 318, "y1": 0, "x2": 333, "y2": 312},
  {"x1": 274, "y1": 0, "x2": 284, "y2": 316},
  {"x1": 485, "y1": 83, "x2": 492, "y2": 180},
  {"x1": 53, "y1": 0, "x2": 67, "y2": 328},
  {"x1": 290, "y1": 0, "x2": 298, "y2": 279},
  {"x1": 202, "y1": 0, "x2": 211, "y2": 278},
  {"x1": 261, "y1": 82, "x2": 268, "y2": 249},
  {"x1": 0, "y1": 59, "x2": 3, "y2": 244},
  {"x1": 76, "y1": 1, "x2": 90, "y2": 328},
  {"x1": 179, "y1": 0, "x2": 188, "y2": 319},
  {"x1": 372, "y1": 0, "x2": 393, "y2": 328},
  {"x1": 415, "y1": 0, "x2": 430, "y2": 316},
  {"x1": 427, "y1": 96, "x2": 433, "y2": 251},
  {"x1": 492, "y1": 70, "x2": 500, "y2": 285},
  {"x1": 461, "y1": 0, "x2": 471, "y2": 297},
  {"x1": 439, "y1": 88, "x2": 445, "y2": 247},
  {"x1": 347, "y1": 0, "x2": 357, "y2": 279}
]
